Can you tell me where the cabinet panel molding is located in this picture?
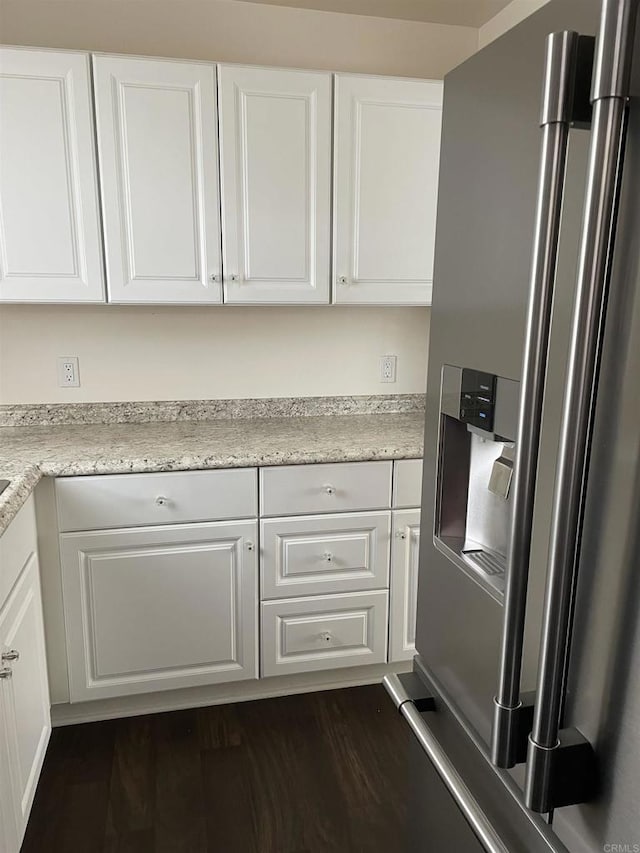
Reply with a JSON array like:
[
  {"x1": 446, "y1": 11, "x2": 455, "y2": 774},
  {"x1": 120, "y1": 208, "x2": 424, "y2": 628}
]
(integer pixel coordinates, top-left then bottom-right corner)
[
  {"x1": 60, "y1": 520, "x2": 258, "y2": 700},
  {"x1": 93, "y1": 55, "x2": 222, "y2": 303},
  {"x1": 0, "y1": 48, "x2": 105, "y2": 303},
  {"x1": 333, "y1": 74, "x2": 443, "y2": 306},
  {"x1": 219, "y1": 65, "x2": 332, "y2": 304}
]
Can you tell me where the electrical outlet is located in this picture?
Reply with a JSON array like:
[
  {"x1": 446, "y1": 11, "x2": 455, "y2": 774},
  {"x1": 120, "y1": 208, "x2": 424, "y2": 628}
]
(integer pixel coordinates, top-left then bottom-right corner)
[
  {"x1": 380, "y1": 355, "x2": 397, "y2": 383},
  {"x1": 57, "y1": 357, "x2": 80, "y2": 388}
]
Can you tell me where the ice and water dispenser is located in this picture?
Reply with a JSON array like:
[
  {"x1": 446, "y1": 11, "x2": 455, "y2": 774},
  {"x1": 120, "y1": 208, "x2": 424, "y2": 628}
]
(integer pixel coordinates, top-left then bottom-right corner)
[{"x1": 434, "y1": 365, "x2": 519, "y2": 599}]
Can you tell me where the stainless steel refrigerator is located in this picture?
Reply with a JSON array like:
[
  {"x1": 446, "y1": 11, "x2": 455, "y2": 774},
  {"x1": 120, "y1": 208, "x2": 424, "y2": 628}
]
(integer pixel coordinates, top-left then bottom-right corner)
[{"x1": 384, "y1": 1, "x2": 640, "y2": 850}]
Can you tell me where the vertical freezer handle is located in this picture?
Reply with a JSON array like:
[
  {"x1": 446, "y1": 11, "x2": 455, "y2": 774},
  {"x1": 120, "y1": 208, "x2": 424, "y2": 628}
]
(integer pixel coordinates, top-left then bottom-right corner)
[
  {"x1": 525, "y1": 0, "x2": 639, "y2": 813},
  {"x1": 491, "y1": 30, "x2": 581, "y2": 770}
]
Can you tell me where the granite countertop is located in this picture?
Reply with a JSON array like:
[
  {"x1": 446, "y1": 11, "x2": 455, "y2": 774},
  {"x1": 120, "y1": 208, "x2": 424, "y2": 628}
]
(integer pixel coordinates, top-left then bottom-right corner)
[{"x1": 0, "y1": 402, "x2": 425, "y2": 536}]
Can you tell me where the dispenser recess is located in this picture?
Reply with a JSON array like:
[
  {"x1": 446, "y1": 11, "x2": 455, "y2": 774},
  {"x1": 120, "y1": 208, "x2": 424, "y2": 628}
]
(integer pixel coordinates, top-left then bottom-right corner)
[{"x1": 434, "y1": 364, "x2": 520, "y2": 602}]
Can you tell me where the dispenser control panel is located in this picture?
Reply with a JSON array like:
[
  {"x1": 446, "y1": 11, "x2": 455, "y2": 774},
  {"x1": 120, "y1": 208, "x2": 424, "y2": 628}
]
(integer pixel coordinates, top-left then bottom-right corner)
[{"x1": 460, "y1": 369, "x2": 497, "y2": 431}]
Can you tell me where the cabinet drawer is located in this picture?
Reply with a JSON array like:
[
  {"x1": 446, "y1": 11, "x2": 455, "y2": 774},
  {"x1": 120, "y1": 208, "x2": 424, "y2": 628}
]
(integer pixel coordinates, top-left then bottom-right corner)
[
  {"x1": 0, "y1": 496, "x2": 37, "y2": 608},
  {"x1": 392, "y1": 459, "x2": 423, "y2": 508},
  {"x1": 261, "y1": 511, "x2": 390, "y2": 599},
  {"x1": 261, "y1": 590, "x2": 388, "y2": 677},
  {"x1": 260, "y1": 461, "x2": 392, "y2": 517},
  {"x1": 56, "y1": 468, "x2": 258, "y2": 531}
]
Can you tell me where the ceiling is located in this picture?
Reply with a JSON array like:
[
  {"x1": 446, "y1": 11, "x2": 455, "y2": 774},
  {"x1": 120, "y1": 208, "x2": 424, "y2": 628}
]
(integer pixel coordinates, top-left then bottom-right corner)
[{"x1": 233, "y1": 0, "x2": 514, "y2": 27}]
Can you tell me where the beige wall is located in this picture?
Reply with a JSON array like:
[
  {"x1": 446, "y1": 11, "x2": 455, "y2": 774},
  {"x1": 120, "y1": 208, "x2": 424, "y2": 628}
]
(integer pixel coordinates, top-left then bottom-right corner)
[
  {"x1": 0, "y1": 0, "x2": 477, "y2": 77},
  {"x1": 478, "y1": 0, "x2": 552, "y2": 47},
  {"x1": 0, "y1": 306, "x2": 430, "y2": 403},
  {"x1": 0, "y1": 0, "x2": 476, "y2": 404}
]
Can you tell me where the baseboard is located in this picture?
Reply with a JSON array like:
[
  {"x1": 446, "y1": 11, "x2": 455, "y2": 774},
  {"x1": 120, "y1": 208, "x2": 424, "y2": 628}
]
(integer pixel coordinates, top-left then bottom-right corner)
[{"x1": 50, "y1": 660, "x2": 412, "y2": 727}]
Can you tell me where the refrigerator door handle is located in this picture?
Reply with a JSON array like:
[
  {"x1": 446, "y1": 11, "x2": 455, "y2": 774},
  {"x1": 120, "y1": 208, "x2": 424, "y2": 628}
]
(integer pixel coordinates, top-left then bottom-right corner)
[
  {"x1": 491, "y1": 30, "x2": 584, "y2": 770},
  {"x1": 524, "y1": 0, "x2": 639, "y2": 814},
  {"x1": 384, "y1": 674, "x2": 511, "y2": 853}
]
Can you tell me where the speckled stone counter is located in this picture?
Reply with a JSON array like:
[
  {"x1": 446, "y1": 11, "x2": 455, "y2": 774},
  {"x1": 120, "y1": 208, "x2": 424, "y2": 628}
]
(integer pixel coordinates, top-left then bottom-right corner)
[{"x1": 0, "y1": 405, "x2": 425, "y2": 535}]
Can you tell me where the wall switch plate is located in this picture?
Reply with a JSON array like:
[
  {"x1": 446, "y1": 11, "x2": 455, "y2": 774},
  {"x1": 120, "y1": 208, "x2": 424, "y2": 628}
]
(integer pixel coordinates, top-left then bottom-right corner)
[
  {"x1": 57, "y1": 357, "x2": 80, "y2": 388},
  {"x1": 380, "y1": 355, "x2": 397, "y2": 383}
]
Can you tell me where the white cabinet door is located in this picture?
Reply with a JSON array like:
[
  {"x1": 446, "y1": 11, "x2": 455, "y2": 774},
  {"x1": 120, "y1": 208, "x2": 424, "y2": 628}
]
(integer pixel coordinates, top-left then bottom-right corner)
[
  {"x1": 333, "y1": 75, "x2": 443, "y2": 306},
  {"x1": 389, "y1": 508, "x2": 421, "y2": 661},
  {"x1": 0, "y1": 713, "x2": 17, "y2": 853},
  {"x1": 93, "y1": 55, "x2": 222, "y2": 303},
  {"x1": 0, "y1": 554, "x2": 51, "y2": 848},
  {"x1": 219, "y1": 65, "x2": 332, "y2": 304},
  {"x1": 0, "y1": 48, "x2": 104, "y2": 303},
  {"x1": 60, "y1": 520, "x2": 258, "y2": 700}
]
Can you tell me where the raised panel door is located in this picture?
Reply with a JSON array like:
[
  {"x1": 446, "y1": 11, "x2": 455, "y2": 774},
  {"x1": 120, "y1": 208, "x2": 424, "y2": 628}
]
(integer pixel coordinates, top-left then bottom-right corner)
[
  {"x1": 0, "y1": 48, "x2": 104, "y2": 302},
  {"x1": 0, "y1": 554, "x2": 51, "y2": 846},
  {"x1": 219, "y1": 65, "x2": 331, "y2": 304},
  {"x1": 60, "y1": 520, "x2": 258, "y2": 700},
  {"x1": 390, "y1": 509, "x2": 421, "y2": 661},
  {"x1": 333, "y1": 75, "x2": 443, "y2": 305},
  {"x1": 93, "y1": 55, "x2": 222, "y2": 303}
]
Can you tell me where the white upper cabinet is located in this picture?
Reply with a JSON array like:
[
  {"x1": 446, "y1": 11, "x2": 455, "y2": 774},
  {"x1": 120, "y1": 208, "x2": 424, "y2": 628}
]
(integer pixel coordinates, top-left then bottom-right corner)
[
  {"x1": 0, "y1": 48, "x2": 105, "y2": 303},
  {"x1": 93, "y1": 55, "x2": 222, "y2": 304},
  {"x1": 333, "y1": 74, "x2": 443, "y2": 306},
  {"x1": 218, "y1": 65, "x2": 332, "y2": 304}
]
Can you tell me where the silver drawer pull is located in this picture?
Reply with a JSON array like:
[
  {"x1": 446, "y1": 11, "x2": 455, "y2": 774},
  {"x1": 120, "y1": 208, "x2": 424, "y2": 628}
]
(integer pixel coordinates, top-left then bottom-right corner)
[
  {"x1": 318, "y1": 631, "x2": 334, "y2": 644},
  {"x1": 324, "y1": 485, "x2": 336, "y2": 496},
  {"x1": 246, "y1": 541, "x2": 255, "y2": 552},
  {"x1": 155, "y1": 496, "x2": 170, "y2": 507},
  {"x1": 0, "y1": 668, "x2": 12, "y2": 680},
  {"x1": 1, "y1": 650, "x2": 19, "y2": 662},
  {"x1": 322, "y1": 551, "x2": 333, "y2": 563}
]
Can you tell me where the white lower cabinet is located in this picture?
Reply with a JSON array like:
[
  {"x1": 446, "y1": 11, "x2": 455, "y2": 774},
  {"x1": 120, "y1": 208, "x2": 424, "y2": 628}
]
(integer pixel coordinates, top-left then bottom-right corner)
[
  {"x1": 261, "y1": 590, "x2": 388, "y2": 677},
  {"x1": 0, "y1": 509, "x2": 51, "y2": 852},
  {"x1": 60, "y1": 520, "x2": 258, "y2": 701},
  {"x1": 389, "y1": 509, "x2": 421, "y2": 662},
  {"x1": 48, "y1": 460, "x2": 420, "y2": 714}
]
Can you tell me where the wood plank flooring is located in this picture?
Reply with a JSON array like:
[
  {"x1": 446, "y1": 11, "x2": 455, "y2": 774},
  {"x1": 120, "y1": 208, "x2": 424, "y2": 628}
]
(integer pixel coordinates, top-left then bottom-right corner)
[{"x1": 22, "y1": 685, "x2": 411, "y2": 853}]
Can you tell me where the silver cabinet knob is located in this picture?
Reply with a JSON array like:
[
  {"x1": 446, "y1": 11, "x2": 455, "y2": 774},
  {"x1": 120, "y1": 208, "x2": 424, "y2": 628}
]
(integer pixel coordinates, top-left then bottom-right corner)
[
  {"x1": 246, "y1": 541, "x2": 255, "y2": 552},
  {"x1": 324, "y1": 485, "x2": 336, "y2": 496},
  {"x1": 395, "y1": 530, "x2": 407, "y2": 540},
  {"x1": 318, "y1": 631, "x2": 333, "y2": 644},
  {"x1": 322, "y1": 551, "x2": 333, "y2": 563},
  {"x1": 0, "y1": 668, "x2": 12, "y2": 680},
  {"x1": 209, "y1": 273, "x2": 220, "y2": 282},
  {"x1": 155, "y1": 496, "x2": 170, "y2": 507},
  {"x1": 230, "y1": 274, "x2": 240, "y2": 282},
  {"x1": 338, "y1": 276, "x2": 348, "y2": 285},
  {"x1": 1, "y1": 650, "x2": 19, "y2": 662}
]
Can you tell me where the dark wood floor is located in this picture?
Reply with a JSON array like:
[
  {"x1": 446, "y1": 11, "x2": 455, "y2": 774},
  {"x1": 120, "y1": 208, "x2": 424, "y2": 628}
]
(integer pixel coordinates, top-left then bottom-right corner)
[{"x1": 22, "y1": 685, "x2": 412, "y2": 853}]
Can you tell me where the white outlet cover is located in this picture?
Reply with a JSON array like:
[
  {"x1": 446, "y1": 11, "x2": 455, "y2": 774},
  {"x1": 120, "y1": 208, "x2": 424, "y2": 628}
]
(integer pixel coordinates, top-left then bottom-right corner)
[
  {"x1": 57, "y1": 356, "x2": 80, "y2": 388},
  {"x1": 380, "y1": 355, "x2": 397, "y2": 383}
]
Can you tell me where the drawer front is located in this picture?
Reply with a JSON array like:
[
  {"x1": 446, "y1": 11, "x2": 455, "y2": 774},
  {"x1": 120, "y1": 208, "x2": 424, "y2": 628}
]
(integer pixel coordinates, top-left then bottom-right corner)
[
  {"x1": 261, "y1": 590, "x2": 388, "y2": 677},
  {"x1": 0, "y1": 495, "x2": 37, "y2": 608},
  {"x1": 392, "y1": 459, "x2": 423, "y2": 508},
  {"x1": 56, "y1": 468, "x2": 258, "y2": 531},
  {"x1": 260, "y1": 461, "x2": 392, "y2": 517},
  {"x1": 261, "y1": 511, "x2": 390, "y2": 599}
]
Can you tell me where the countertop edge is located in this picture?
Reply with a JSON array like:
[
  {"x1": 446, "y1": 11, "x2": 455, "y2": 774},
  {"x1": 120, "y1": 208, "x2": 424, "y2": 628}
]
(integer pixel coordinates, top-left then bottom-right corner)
[{"x1": 0, "y1": 444, "x2": 423, "y2": 537}]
